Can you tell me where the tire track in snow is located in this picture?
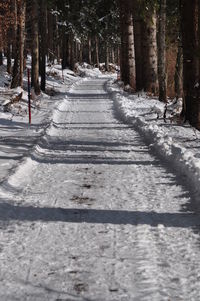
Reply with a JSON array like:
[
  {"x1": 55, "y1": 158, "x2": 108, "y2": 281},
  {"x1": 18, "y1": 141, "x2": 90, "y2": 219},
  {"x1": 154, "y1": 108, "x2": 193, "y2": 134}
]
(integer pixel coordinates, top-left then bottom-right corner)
[{"x1": 0, "y1": 78, "x2": 200, "y2": 300}]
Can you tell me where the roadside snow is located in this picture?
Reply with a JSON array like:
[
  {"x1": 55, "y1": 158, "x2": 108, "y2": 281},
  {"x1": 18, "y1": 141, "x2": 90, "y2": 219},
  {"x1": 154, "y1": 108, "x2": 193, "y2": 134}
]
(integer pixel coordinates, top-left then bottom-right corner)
[
  {"x1": 0, "y1": 78, "x2": 200, "y2": 301},
  {"x1": 0, "y1": 62, "x2": 81, "y2": 183},
  {"x1": 107, "y1": 80, "x2": 200, "y2": 199}
]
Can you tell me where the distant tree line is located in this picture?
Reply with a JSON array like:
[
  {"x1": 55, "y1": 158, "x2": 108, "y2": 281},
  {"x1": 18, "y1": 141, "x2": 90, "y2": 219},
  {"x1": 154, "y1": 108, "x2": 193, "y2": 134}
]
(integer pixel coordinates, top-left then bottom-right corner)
[
  {"x1": 0, "y1": 0, "x2": 119, "y2": 94},
  {"x1": 0, "y1": 0, "x2": 200, "y2": 129}
]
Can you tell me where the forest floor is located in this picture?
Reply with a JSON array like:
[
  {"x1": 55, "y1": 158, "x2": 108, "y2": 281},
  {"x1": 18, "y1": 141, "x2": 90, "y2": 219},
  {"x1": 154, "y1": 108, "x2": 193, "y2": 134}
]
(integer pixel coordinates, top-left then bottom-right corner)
[{"x1": 0, "y1": 64, "x2": 200, "y2": 300}]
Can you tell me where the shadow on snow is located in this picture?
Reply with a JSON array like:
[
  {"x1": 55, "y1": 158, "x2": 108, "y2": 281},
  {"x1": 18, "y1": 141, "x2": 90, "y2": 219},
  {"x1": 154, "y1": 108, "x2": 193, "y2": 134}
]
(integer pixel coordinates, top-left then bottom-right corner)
[{"x1": 0, "y1": 202, "x2": 200, "y2": 229}]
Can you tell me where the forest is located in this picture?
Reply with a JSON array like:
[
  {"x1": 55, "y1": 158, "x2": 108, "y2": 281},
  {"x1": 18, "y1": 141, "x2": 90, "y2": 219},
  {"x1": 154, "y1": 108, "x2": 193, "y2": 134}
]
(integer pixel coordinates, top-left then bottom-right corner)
[{"x1": 0, "y1": 0, "x2": 200, "y2": 129}]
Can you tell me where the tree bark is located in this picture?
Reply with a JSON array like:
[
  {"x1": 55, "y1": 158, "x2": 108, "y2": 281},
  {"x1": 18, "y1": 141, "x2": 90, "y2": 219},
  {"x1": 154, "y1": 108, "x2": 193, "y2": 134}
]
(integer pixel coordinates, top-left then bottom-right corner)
[
  {"x1": 119, "y1": 0, "x2": 136, "y2": 88},
  {"x1": 48, "y1": 11, "x2": 54, "y2": 63},
  {"x1": 7, "y1": 44, "x2": 12, "y2": 74},
  {"x1": 174, "y1": 39, "x2": 183, "y2": 99},
  {"x1": 40, "y1": 0, "x2": 47, "y2": 91},
  {"x1": 181, "y1": 0, "x2": 200, "y2": 128},
  {"x1": 88, "y1": 35, "x2": 92, "y2": 65},
  {"x1": 11, "y1": 0, "x2": 25, "y2": 89},
  {"x1": 143, "y1": 6, "x2": 158, "y2": 94},
  {"x1": 133, "y1": 0, "x2": 143, "y2": 91},
  {"x1": 0, "y1": 50, "x2": 3, "y2": 65},
  {"x1": 158, "y1": 0, "x2": 167, "y2": 102},
  {"x1": 19, "y1": 0, "x2": 26, "y2": 88},
  {"x1": 105, "y1": 42, "x2": 109, "y2": 71},
  {"x1": 31, "y1": 0, "x2": 40, "y2": 95},
  {"x1": 95, "y1": 36, "x2": 100, "y2": 68}
]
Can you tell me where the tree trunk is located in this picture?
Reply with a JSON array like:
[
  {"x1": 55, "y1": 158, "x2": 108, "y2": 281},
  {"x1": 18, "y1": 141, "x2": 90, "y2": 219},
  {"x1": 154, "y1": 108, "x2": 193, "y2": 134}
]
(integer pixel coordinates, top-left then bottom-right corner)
[
  {"x1": 55, "y1": 10, "x2": 60, "y2": 63},
  {"x1": 95, "y1": 36, "x2": 100, "y2": 68},
  {"x1": 119, "y1": 0, "x2": 129, "y2": 85},
  {"x1": 158, "y1": 0, "x2": 167, "y2": 102},
  {"x1": 40, "y1": 0, "x2": 47, "y2": 91},
  {"x1": 181, "y1": 0, "x2": 200, "y2": 128},
  {"x1": 0, "y1": 50, "x2": 3, "y2": 65},
  {"x1": 7, "y1": 44, "x2": 12, "y2": 74},
  {"x1": 119, "y1": 0, "x2": 136, "y2": 89},
  {"x1": 174, "y1": 40, "x2": 183, "y2": 99},
  {"x1": 48, "y1": 11, "x2": 54, "y2": 63},
  {"x1": 61, "y1": 29, "x2": 68, "y2": 69},
  {"x1": 133, "y1": 16, "x2": 144, "y2": 91},
  {"x1": 31, "y1": 0, "x2": 40, "y2": 95},
  {"x1": 105, "y1": 42, "x2": 109, "y2": 71},
  {"x1": 19, "y1": 0, "x2": 26, "y2": 88},
  {"x1": 126, "y1": 0, "x2": 136, "y2": 89},
  {"x1": 11, "y1": 0, "x2": 18, "y2": 58},
  {"x1": 143, "y1": 6, "x2": 158, "y2": 94},
  {"x1": 88, "y1": 35, "x2": 92, "y2": 65},
  {"x1": 11, "y1": 25, "x2": 20, "y2": 88}
]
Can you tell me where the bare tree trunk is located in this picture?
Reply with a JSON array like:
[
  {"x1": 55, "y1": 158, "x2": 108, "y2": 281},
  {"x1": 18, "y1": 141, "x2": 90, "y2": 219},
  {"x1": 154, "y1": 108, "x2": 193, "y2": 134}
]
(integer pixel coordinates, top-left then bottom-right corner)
[
  {"x1": 133, "y1": 16, "x2": 144, "y2": 91},
  {"x1": 181, "y1": 0, "x2": 200, "y2": 128},
  {"x1": 11, "y1": 0, "x2": 18, "y2": 58},
  {"x1": 105, "y1": 42, "x2": 109, "y2": 71},
  {"x1": 111, "y1": 47, "x2": 115, "y2": 64},
  {"x1": 95, "y1": 36, "x2": 100, "y2": 68},
  {"x1": 126, "y1": 0, "x2": 136, "y2": 89},
  {"x1": 158, "y1": 0, "x2": 167, "y2": 102},
  {"x1": 19, "y1": 0, "x2": 26, "y2": 88},
  {"x1": 88, "y1": 35, "x2": 92, "y2": 65},
  {"x1": 78, "y1": 43, "x2": 83, "y2": 63},
  {"x1": 118, "y1": 0, "x2": 130, "y2": 85},
  {"x1": 143, "y1": 6, "x2": 158, "y2": 94},
  {"x1": 48, "y1": 11, "x2": 54, "y2": 63},
  {"x1": 174, "y1": 39, "x2": 183, "y2": 99},
  {"x1": 7, "y1": 44, "x2": 12, "y2": 74},
  {"x1": 11, "y1": 0, "x2": 26, "y2": 89},
  {"x1": 55, "y1": 10, "x2": 60, "y2": 63},
  {"x1": 31, "y1": 0, "x2": 40, "y2": 95},
  {"x1": 119, "y1": 0, "x2": 136, "y2": 89},
  {"x1": 0, "y1": 50, "x2": 3, "y2": 65},
  {"x1": 40, "y1": 0, "x2": 47, "y2": 91}
]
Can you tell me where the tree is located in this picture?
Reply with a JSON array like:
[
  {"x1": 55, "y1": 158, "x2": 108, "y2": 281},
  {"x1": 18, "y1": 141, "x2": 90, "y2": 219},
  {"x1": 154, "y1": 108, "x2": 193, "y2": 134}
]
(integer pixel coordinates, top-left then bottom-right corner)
[
  {"x1": 31, "y1": 0, "x2": 40, "y2": 94},
  {"x1": 158, "y1": 0, "x2": 167, "y2": 102},
  {"x1": 11, "y1": 0, "x2": 26, "y2": 89},
  {"x1": 119, "y1": 0, "x2": 136, "y2": 89},
  {"x1": 40, "y1": 0, "x2": 47, "y2": 91},
  {"x1": 181, "y1": 0, "x2": 200, "y2": 129}
]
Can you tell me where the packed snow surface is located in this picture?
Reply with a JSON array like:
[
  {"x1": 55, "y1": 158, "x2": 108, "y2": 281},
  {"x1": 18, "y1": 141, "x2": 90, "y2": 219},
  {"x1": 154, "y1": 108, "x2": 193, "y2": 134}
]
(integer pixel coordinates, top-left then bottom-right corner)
[{"x1": 0, "y1": 77, "x2": 200, "y2": 301}]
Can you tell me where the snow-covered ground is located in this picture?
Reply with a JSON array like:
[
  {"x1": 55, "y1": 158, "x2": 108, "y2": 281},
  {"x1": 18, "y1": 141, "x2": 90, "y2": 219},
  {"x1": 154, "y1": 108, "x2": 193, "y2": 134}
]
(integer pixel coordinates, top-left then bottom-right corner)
[
  {"x1": 0, "y1": 62, "x2": 80, "y2": 183},
  {"x1": 0, "y1": 65, "x2": 200, "y2": 300},
  {"x1": 108, "y1": 81, "x2": 200, "y2": 202}
]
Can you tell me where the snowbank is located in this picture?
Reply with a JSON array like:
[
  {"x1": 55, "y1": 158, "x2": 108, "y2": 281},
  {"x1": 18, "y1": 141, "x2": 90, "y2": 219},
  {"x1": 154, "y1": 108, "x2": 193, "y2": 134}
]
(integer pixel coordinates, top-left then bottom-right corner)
[
  {"x1": 76, "y1": 63, "x2": 102, "y2": 78},
  {"x1": 107, "y1": 80, "x2": 200, "y2": 198}
]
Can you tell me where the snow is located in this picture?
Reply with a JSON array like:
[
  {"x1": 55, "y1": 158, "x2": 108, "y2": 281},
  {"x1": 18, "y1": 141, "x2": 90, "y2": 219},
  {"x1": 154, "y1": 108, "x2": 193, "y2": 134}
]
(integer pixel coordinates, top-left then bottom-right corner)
[
  {"x1": 0, "y1": 65, "x2": 200, "y2": 300},
  {"x1": 107, "y1": 80, "x2": 200, "y2": 200}
]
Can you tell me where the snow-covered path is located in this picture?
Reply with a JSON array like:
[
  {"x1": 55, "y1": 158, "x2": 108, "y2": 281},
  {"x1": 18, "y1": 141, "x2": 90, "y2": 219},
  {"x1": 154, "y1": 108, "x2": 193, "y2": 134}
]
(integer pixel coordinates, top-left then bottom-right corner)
[{"x1": 1, "y1": 78, "x2": 200, "y2": 301}]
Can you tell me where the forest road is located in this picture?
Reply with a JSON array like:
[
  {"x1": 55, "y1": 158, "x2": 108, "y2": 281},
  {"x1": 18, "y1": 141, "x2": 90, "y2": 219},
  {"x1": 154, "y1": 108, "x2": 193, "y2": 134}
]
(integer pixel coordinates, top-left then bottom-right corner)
[{"x1": 0, "y1": 78, "x2": 200, "y2": 301}]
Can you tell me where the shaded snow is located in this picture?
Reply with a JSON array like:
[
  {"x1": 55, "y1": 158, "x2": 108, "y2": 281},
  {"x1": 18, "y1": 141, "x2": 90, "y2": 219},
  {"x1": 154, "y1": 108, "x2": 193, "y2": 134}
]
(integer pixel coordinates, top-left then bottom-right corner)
[
  {"x1": 0, "y1": 76, "x2": 200, "y2": 300},
  {"x1": 107, "y1": 80, "x2": 200, "y2": 201}
]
